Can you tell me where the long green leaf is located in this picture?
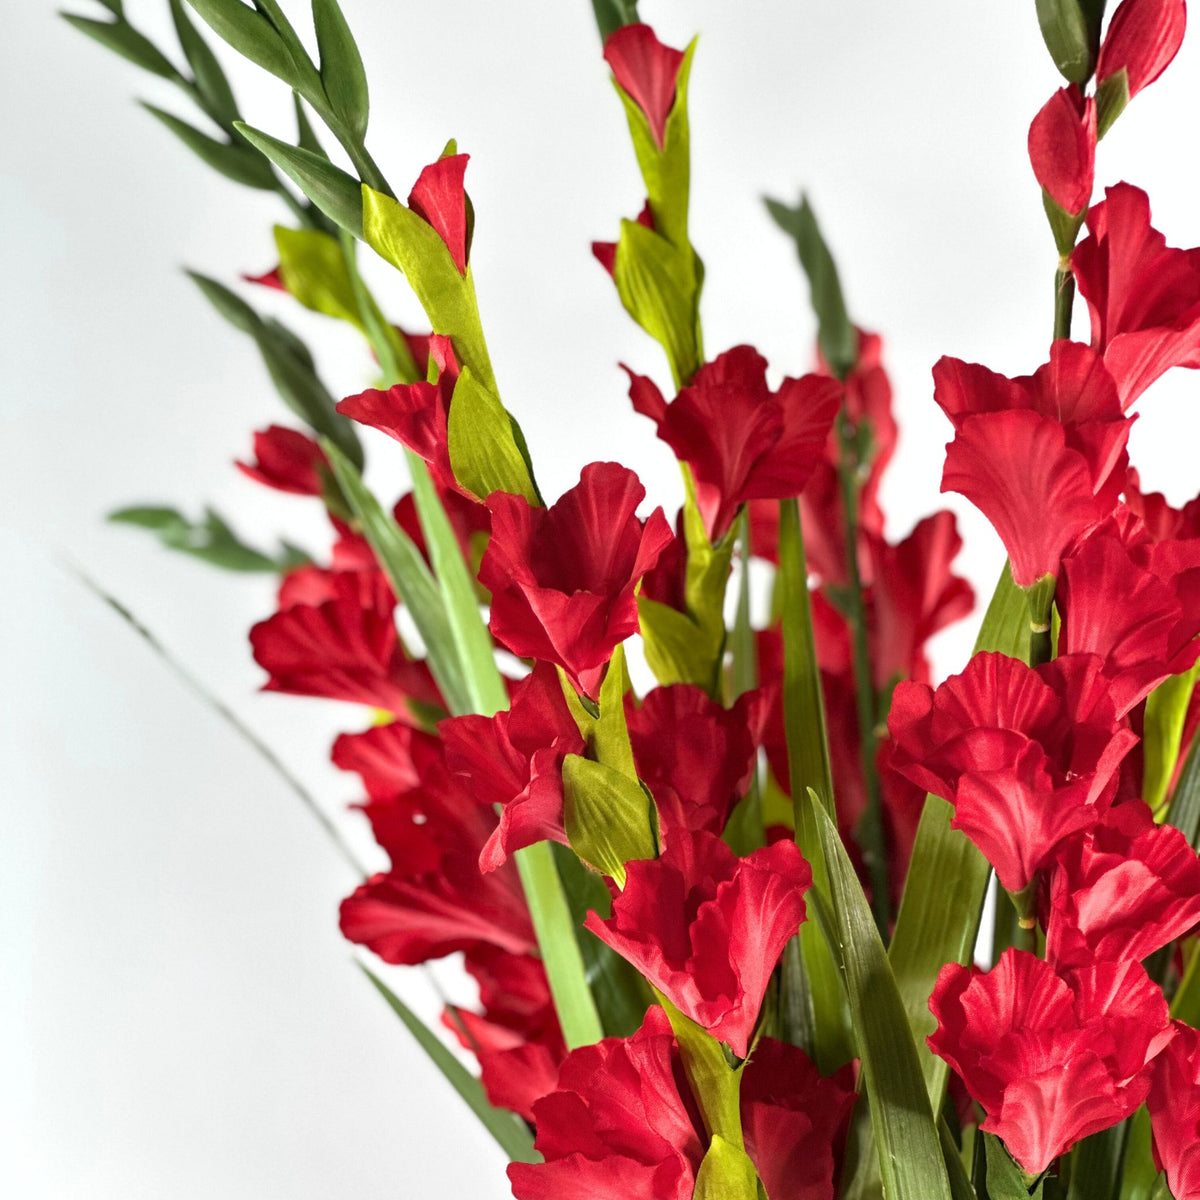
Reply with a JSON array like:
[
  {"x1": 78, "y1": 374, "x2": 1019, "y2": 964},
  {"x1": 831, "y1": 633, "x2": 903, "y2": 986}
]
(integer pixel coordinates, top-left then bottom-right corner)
[
  {"x1": 1166, "y1": 719, "x2": 1200, "y2": 846},
  {"x1": 185, "y1": 0, "x2": 304, "y2": 89},
  {"x1": 590, "y1": 0, "x2": 639, "y2": 42},
  {"x1": 805, "y1": 792, "x2": 953, "y2": 1200},
  {"x1": 1066, "y1": 1123, "x2": 1126, "y2": 1200},
  {"x1": 1034, "y1": 0, "x2": 1103, "y2": 84},
  {"x1": 168, "y1": 0, "x2": 239, "y2": 123},
  {"x1": 236, "y1": 122, "x2": 364, "y2": 236},
  {"x1": 61, "y1": 12, "x2": 180, "y2": 78},
  {"x1": 940, "y1": 1118, "x2": 979, "y2": 1200},
  {"x1": 312, "y1": 0, "x2": 369, "y2": 140},
  {"x1": 887, "y1": 562, "x2": 1028, "y2": 1108},
  {"x1": 142, "y1": 103, "x2": 276, "y2": 189},
  {"x1": 358, "y1": 964, "x2": 540, "y2": 1164},
  {"x1": 1144, "y1": 665, "x2": 1198, "y2": 813}
]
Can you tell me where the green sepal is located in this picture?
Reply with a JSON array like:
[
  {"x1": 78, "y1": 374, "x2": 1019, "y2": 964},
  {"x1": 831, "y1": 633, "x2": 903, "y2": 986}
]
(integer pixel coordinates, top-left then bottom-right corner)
[
  {"x1": 61, "y1": 12, "x2": 180, "y2": 78},
  {"x1": 1096, "y1": 67, "x2": 1130, "y2": 139},
  {"x1": 612, "y1": 38, "x2": 697, "y2": 250},
  {"x1": 692, "y1": 1136, "x2": 762, "y2": 1200},
  {"x1": 612, "y1": 218, "x2": 704, "y2": 389},
  {"x1": 446, "y1": 364, "x2": 540, "y2": 505},
  {"x1": 109, "y1": 504, "x2": 298, "y2": 572},
  {"x1": 1041, "y1": 188, "x2": 1087, "y2": 259},
  {"x1": 983, "y1": 1133, "x2": 1046, "y2": 1199},
  {"x1": 184, "y1": 0, "x2": 302, "y2": 89},
  {"x1": 312, "y1": 0, "x2": 369, "y2": 141},
  {"x1": 168, "y1": 0, "x2": 239, "y2": 123},
  {"x1": 141, "y1": 103, "x2": 276, "y2": 189},
  {"x1": 1035, "y1": 0, "x2": 1103, "y2": 83},
  {"x1": 358, "y1": 964, "x2": 541, "y2": 1164},
  {"x1": 235, "y1": 122, "x2": 364, "y2": 236},
  {"x1": 765, "y1": 194, "x2": 857, "y2": 380},
  {"x1": 274, "y1": 225, "x2": 364, "y2": 325},
  {"x1": 590, "y1": 0, "x2": 639, "y2": 42},
  {"x1": 562, "y1": 756, "x2": 657, "y2": 885},
  {"x1": 1143, "y1": 664, "x2": 1199, "y2": 813},
  {"x1": 561, "y1": 644, "x2": 639, "y2": 775},
  {"x1": 802, "y1": 791, "x2": 954, "y2": 1200},
  {"x1": 187, "y1": 270, "x2": 363, "y2": 464},
  {"x1": 659, "y1": 997, "x2": 746, "y2": 1148}
]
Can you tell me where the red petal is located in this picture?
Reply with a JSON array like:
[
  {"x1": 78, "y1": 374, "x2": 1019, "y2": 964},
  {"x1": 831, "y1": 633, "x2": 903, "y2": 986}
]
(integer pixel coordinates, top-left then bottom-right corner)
[
  {"x1": 603, "y1": 24, "x2": 686, "y2": 150},
  {"x1": 408, "y1": 153, "x2": 470, "y2": 275}
]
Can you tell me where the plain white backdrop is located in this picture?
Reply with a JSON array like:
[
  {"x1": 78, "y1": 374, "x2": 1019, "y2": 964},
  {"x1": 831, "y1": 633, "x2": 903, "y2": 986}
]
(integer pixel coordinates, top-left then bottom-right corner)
[{"x1": 5, "y1": 1, "x2": 1200, "y2": 1196}]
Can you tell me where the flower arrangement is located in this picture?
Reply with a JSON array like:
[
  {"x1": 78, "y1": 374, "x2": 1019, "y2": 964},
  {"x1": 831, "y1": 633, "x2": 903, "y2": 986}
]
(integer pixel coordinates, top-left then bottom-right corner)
[{"x1": 60, "y1": 0, "x2": 1200, "y2": 1197}]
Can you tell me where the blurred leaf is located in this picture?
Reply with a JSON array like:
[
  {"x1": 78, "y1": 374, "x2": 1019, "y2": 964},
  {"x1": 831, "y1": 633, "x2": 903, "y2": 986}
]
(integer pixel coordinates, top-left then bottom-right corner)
[
  {"x1": 142, "y1": 102, "x2": 276, "y2": 188},
  {"x1": 168, "y1": 0, "x2": 239, "y2": 123},
  {"x1": 359, "y1": 964, "x2": 540, "y2": 1164},
  {"x1": 1144, "y1": 664, "x2": 1198, "y2": 813},
  {"x1": 236, "y1": 122, "x2": 364, "y2": 235},
  {"x1": 61, "y1": 12, "x2": 179, "y2": 78},
  {"x1": 590, "y1": 0, "x2": 639, "y2": 43},
  {"x1": 887, "y1": 563, "x2": 1028, "y2": 1110},
  {"x1": 766, "y1": 194, "x2": 856, "y2": 379},
  {"x1": 312, "y1": 0, "x2": 369, "y2": 140},
  {"x1": 804, "y1": 792, "x2": 954, "y2": 1200},
  {"x1": 274, "y1": 225, "x2": 362, "y2": 324},
  {"x1": 108, "y1": 504, "x2": 293, "y2": 572},
  {"x1": 563, "y1": 756, "x2": 656, "y2": 885}
]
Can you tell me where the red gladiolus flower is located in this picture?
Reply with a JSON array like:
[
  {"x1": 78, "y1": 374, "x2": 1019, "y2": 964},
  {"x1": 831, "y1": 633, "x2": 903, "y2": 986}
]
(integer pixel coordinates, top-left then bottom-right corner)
[
  {"x1": 339, "y1": 735, "x2": 536, "y2": 964},
  {"x1": 603, "y1": 24, "x2": 687, "y2": 150},
  {"x1": 1126, "y1": 468, "x2": 1200, "y2": 541},
  {"x1": 887, "y1": 652, "x2": 1137, "y2": 892},
  {"x1": 1148, "y1": 1021, "x2": 1200, "y2": 1200},
  {"x1": 929, "y1": 950, "x2": 1173, "y2": 1174},
  {"x1": 1045, "y1": 800, "x2": 1200, "y2": 969},
  {"x1": 331, "y1": 720, "x2": 425, "y2": 802},
  {"x1": 407, "y1": 153, "x2": 471, "y2": 275},
  {"x1": 441, "y1": 662, "x2": 586, "y2": 872},
  {"x1": 507, "y1": 1006, "x2": 705, "y2": 1200},
  {"x1": 393, "y1": 484, "x2": 490, "y2": 571},
  {"x1": 337, "y1": 334, "x2": 470, "y2": 498},
  {"x1": 236, "y1": 424, "x2": 327, "y2": 495},
  {"x1": 1096, "y1": 0, "x2": 1187, "y2": 98},
  {"x1": 480, "y1": 462, "x2": 673, "y2": 700},
  {"x1": 625, "y1": 346, "x2": 842, "y2": 541},
  {"x1": 626, "y1": 684, "x2": 763, "y2": 846},
  {"x1": 585, "y1": 831, "x2": 811, "y2": 1057},
  {"x1": 1058, "y1": 525, "x2": 1200, "y2": 716},
  {"x1": 1028, "y1": 86, "x2": 1096, "y2": 216},
  {"x1": 1072, "y1": 184, "x2": 1200, "y2": 407},
  {"x1": 740, "y1": 1039, "x2": 856, "y2": 1200},
  {"x1": 250, "y1": 569, "x2": 441, "y2": 718}
]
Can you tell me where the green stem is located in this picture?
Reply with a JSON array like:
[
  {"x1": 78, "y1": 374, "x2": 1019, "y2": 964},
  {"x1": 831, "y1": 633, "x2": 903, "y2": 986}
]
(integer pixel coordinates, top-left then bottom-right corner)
[
  {"x1": 836, "y1": 411, "x2": 888, "y2": 935},
  {"x1": 1053, "y1": 262, "x2": 1075, "y2": 341}
]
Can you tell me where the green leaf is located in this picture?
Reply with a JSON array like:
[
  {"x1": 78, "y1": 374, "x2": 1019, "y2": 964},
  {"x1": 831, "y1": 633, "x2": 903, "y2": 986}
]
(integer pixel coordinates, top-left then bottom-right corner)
[
  {"x1": 512, "y1": 841, "x2": 605, "y2": 1050},
  {"x1": 766, "y1": 194, "x2": 856, "y2": 379},
  {"x1": 445, "y1": 365, "x2": 541, "y2": 504},
  {"x1": 274, "y1": 225, "x2": 363, "y2": 325},
  {"x1": 312, "y1": 0, "x2": 369, "y2": 140},
  {"x1": 293, "y1": 91, "x2": 325, "y2": 156},
  {"x1": 322, "y1": 441, "x2": 472, "y2": 715},
  {"x1": 613, "y1": 217, "x2": 703, "y2": 389},
  {"x1": 168, "y1": 0, "x2": 239, "y2": 123},
  {"x1": 887, "y1": 562, "x2": 1029, "y2": 1109},
  {"x1": 803, "y1": 791, "x2": 953, "y2": 1200},
  {"x1": 187, "y1": 267, "x2": 260, "y2": 332},
  {"x1": 1066, "y1": 1123, "x2": 1126, "y2": 1200},
  {"x1": 142, "y1": 103, "x2": 276, "y2": 189},
  {"x1": 184, "y1": 0, "x2": 300, "y2": 85},
  {"x1": 692, "y1": 1136, "x2": 760, "y2": 1200},
  {"x1": 562, "y1": 756, "x2": 656, "y2": 885},
  {"x1": 358, "y1": 964, "x2": 540, "y2": 1164},
  {"x1": 235, "y1": 121, "x2": 364, "y2": 235},
  {"x1": 62, "y1": 12, "x2": 180, "y2": 77},
  {"x1": 1035, "y1": 0, "x2": 1102, "y2": 83},
  {"x1": 984, "y1": 1132, "x2": 1045, "y2": 1199},
  {"x1": 590, "y1": 0, "x2": 639, "y2": 42},
  {"x1": 940, "y1": 1118, "x2": 979, "y2": 1200},
  {"x1": 613, "y1": 38, "x2": 696, "y2": 251},
  {"x1": 1167, "y1": 734, "x2": 1200, "y2": 849},
  {"x1": 1144, "y1": 664, "x2": 1199, "y2": 813},
  {"x1": 109, "y1": 504, "x2": 284, "y2": 572}
]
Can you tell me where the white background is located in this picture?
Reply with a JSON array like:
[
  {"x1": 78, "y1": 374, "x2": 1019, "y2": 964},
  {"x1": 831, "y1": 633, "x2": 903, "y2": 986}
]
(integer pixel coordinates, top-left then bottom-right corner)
[{"x1": 5, "y1": 1, "x2": 1200, "y2": 1196}]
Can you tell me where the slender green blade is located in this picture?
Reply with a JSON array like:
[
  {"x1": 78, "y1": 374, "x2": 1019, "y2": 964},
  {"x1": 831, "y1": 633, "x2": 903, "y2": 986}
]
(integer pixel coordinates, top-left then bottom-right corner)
[
  {"x1": 1165, "y1": 715, "x2": 1200, "y2": 846},
  {"x1": 1143, "y1": 665, "x2": 1198, "y2": 813},
  {"x1": 312, "y1": 0, "x2": 369, "y2": 140},
  {"x1": 61, "y1": 12, "x2": 180, "y2": 78},
  {"x1": 358, "y1": 964, "x2": 540, "y2": 1164},
  {"x1": 888, "y1": 563, "x2": 1028, "y2": 1108},
  {"x1": 168, "y1": 0, "x2": 239, "y2": 123},
  {"x1": 142, "y1": 103, "x2": 276, "y2": 189},
  {"x1": 805, "y1": 792, "x2": 953, "y2": 1200},
  {"x1": 185, "y1": 0, "x2": 301, "y2": 88},
  {"x1": 1066, "y1": 1123, "x2": 1126, "y2": 1200},
  {"x1": 940, "y1": 1118, "x2": 979, "y2": 1200}
]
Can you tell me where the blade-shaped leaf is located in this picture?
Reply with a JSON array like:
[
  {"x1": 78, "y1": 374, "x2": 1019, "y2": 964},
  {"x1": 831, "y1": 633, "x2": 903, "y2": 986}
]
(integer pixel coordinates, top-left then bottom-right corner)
[
  {"x1": 109, "y1": 504, "x2": 288, "y2": 572},
  {"x1": 142, "y1": 103, "x2": 276, "y2": 189},
  {"x1": 61, "y1": 12, "x2": 180, "y2": 78},
  {"x1": 562, "y1": 756, "x2": 657, "y2": 884},
  {"x1": 236, "y1": 122, "x2": 364, "y2": 236},
  {"x1": 312, "y1": 0, "x2": 369, "y2": 140},
  {"x1": 274, "y1": 225, "x2": 363, "y2": 325},
  {"x1": 1145, "y1": 664, "x2": 1199, "y2": 813},
  {"x1": 1167, "y1": 735, "x2": 1200, "y2": 848},
  {"x1": 168, "y1": 0, "x2": 239, "y2": 123},
  {"x1": 1035, "y1": 0, "x2": 1104, "y2": 84},
  {"x1": 590, "y1": 0, "x2": 639, "y2": 42},
  {"x1": 184, "y1": 0, "x2": 298, "y2": 82},
  {"x1": 445, "y1": 365, "x2": 540, "y2": 504},
  {"x1": 358, "y1": 964, "x2": 540, "y2": 1164},
  {"x1": 940, "y1": 1118, "x2": 979, "y2": 1200},
  {"x1": 1066, "y1": 1123, "x2": 1126, "y2": 1200},
  {"x1": 804, "y1": 791, "x2": 953, "y2": 1200}
]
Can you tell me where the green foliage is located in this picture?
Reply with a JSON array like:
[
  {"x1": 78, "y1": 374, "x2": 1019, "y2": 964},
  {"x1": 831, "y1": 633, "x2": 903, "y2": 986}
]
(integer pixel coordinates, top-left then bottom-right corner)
[
  {"x1": 236, "y1": 122, "x2": 364, "y2": 235},
  {"x1": 1035, "y1": 0, "x2": 1105, "y2": 83},
  {"x1": 142, "y1": 102, "x2": 276, "y2": 189},
  {"x1": 563, "y1": 757, "x2": 657, "y2": 884},
  {"x1": 185, "y1": 0, "x2": 303, "y2": 88},
  {"x1": 109, "y1": 505, "x2": 305, "y2": 572},
  {"x1": 984, "y1": 1133, "x2": 1046, "y2": 1199},
  {"x1": 312, "y1": 0, "x2": 369, "y2": 141},
  {"x1": 274, "y1": 224, "x2": 364, "y2": 325},
  {"x1": 168, "y1": 0, "x2": 239, "y2": 122},
  {"x1": 590, "y1": 0, "x2": 639, "y2": 43},
  {"x1": 766, "y1": 194, "x2": 856, "y2": 379},
  {"x1": 1143, "y1": 664, "x2": 1199, "y2": 813},
  {"x1": 61, "y1": 11, "x2": 180, "y2": 78},
  {"x1": 660, "y1": 998, "x2": 746, "y2": 1150},
  {"x1": 1096, "y1": 67, "x2": 1130, "y2": 139},
  {"x1": 692, "y1": 1136, "x2": 761, "y2": 1200},
  {"x1": 359, "y1": 965, "x2": 540, "y2": 1164}
]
